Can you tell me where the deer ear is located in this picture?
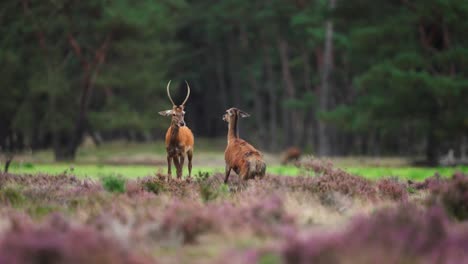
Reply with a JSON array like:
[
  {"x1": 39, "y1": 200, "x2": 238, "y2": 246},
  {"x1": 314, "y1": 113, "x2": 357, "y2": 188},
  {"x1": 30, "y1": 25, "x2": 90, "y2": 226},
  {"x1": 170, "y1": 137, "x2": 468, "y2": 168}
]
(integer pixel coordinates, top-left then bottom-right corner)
[
  {"x1": 239, "y1": 110, "x2": 250, "y2": 118},
  {"x1": 158, "y1": 110, "x2": 173, "y2": 116}
]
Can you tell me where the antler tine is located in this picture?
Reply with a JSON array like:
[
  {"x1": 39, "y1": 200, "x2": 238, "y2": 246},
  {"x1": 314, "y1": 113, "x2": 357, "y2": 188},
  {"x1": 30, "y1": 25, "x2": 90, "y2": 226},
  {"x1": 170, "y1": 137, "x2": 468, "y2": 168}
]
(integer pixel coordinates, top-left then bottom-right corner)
[
  {"x1": 181, "y1": 80, "x2": 191, "y2": 106},
  {"x1": 166, "y1": 80, "x2": 176, "y2": 106}
]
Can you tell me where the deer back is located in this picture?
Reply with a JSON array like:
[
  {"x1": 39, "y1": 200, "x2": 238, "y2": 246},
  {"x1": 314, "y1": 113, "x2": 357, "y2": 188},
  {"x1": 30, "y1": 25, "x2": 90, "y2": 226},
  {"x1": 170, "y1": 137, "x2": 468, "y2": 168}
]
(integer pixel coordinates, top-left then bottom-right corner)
[{"x1": 225, "y1": 138, "x2": 262, "y2": 167}]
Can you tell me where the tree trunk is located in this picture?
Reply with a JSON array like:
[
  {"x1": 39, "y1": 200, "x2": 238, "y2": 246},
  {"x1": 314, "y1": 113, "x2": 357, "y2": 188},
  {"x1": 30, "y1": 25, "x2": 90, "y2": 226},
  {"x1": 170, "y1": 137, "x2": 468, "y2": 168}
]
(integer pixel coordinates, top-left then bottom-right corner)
[
  {"x1": 301, "y1": 47, "x2": 314, "y2": 149},
  {"x1": 57, "y1": 34, "x2": 110, "y2": 161},
  {"x1": 426, "y1": 118, "x2": 439, "y2": 166},
  {"x1": 215, "y1": 45, "x2": 228, "y2": 111},
  {"x1": 263, "y1": 43, "x2": 278, "y2": 151},
  {"x1": 277, "y1": 37, "x2": 298, "y2": 147},
  {"x1": 53, "y1": 130, "x2": 75, "y2": 161},
  {"x1": 461, "y1": 136, "x2": 467, "y2": 162},
  {"x1": 318, "y1": 0, "x2": 336, "y2": 156},
  {"x1": 248, "y1": 69, "x2": 266, "y2": 148},
  {"x1": 4, "y1": 154, "x2": 13, "y2": 173},
  {"x1": 228, "y1": 34, "x2": 241, "y2": 107}
]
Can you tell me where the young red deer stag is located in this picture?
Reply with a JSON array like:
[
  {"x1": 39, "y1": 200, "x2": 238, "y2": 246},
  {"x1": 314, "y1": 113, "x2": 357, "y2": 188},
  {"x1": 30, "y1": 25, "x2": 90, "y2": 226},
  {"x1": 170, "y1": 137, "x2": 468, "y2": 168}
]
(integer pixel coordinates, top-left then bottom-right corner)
[
  {"x1": 281, "y1": 147, "x2": 301, "y2": 165},
  {"x1": 159, "y1": 80, "x2": 194, "y2": 179},
  {"x1": 223, "y1": 107, "x2": 266, "y2": 183}
]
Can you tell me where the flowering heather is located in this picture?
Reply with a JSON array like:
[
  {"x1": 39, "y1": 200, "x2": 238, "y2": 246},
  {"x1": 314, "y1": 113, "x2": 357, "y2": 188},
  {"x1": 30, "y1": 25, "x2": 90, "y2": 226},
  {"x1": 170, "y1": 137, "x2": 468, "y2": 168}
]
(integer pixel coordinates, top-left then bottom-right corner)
[
  {"x1": 0, "y1": 172, "x2": 81, "y2": 187},
  {"x1": 376, "y1": 178, "x2": 408, "y2": 202},
  {"x1": 0, "y1": 173, "x2": 102, "y2": 215},
  {"x1": 245, "y1": 205, "x2": 468, "y2": 264},
  {"x1": 154, "y1": 194, "x2": 295, "y2": 244},
  {"x1": 408, "y1": 172, "x2": 443, "y2": 190},
  {"x1": 136, "y1": 174, "x2": 196, "y2": 197},
  {"x1": 298, "y1": 158, "x2": 378, "y2": 200},
  {"x1": 0, "y1": 214, "x2": 151, "y2": 264},
  {"x1": 0, "y1": 168, "x2": 453, "y2": 263},
  {"x1": 430, "y1": 172, "x2": 468, "y2": 220}
]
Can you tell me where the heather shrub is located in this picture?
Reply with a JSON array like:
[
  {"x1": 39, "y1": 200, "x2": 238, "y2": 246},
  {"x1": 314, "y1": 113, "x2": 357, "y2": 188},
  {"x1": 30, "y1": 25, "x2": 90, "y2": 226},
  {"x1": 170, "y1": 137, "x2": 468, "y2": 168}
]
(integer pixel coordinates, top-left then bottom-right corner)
[
  {"x1": 219, "y1": 183, "x2": 230, "y2": 195},
  {"x1": 196, "y1": 172, "x2": 218, "y2": 201},
  {"x1": 377, "y1": 178, "x2": 408, "y2": 202},
  {"x1": 408, "y1": 173, "x2": 443, "y2": 190},
  {"x1": 318, "y1": 191, "x2": 351, "y2": 213},
  {"x1": 0, "y1": 173, "x2": 80, "y2": 188},
  {"x1": 28, "y1": 205, "x2": 60, "y2": 219},
  {"x1": 158, "y1": 200, "x2": 213, "y2": 244},
  {"x1": 258, "y1": 252, "x2": 282, "y2": 264},
  {"x1": 142, "y1": 180, "x2": 165, "y2": 195},
  {"x1": 199, "y1": 183, "x2": 217, "y2": 202},
  {"x1": 193, "y1": 172, "x2": 231, "y2": 202},
  {"x1": 195, "y1": 171, "x2": 210, "y2": 182},
  {"x1": 430, "y1": 173, "x2": 468, "y2": 221},
  {"x1": 101, "y1": 175, "x2": 126, "y2": 193},
  {"x1": 248, "y1": 205, "x2": 462, "y2": 264},
  {"x1": 0, "y1": 214, "x2": 151, "y2": 264},
  {"x1": 137, "y1": 174, "x2": 198, "y2": 198},
  {"x1": 407, "y1": 186, "x2": 416, "y2": 194},
  {"x1": 312, "y1": 168, "x2": 377, "y2": 200},
  {"x1": 199, "y1": 182, "x2": 230, "y2": 202},
  {"x1": 0, "y1": 186, "x2": 26, "y2": 207},
  {"x1": 153, "y1": 194, "x2": 294, "y2": 244},
  {"x1": 300, "y1": 158, "x2": 377, "y2": 200}
]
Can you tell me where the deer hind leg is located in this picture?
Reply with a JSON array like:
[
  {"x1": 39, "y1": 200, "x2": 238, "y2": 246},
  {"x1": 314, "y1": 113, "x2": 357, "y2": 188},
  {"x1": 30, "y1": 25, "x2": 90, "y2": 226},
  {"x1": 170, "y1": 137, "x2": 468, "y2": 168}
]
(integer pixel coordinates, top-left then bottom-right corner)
[
  {"x1": 224, "y1": 164, "x2": 231, "y2": 184},
  {"x1": 187, "y1": 149, "x2": 193, "y2": 178},
  {"x1": 238, "y1": 164, "x2": 251, "y2": 181},
  {"x1": 173, "y1": 156, "x2": 181, "y2": 179}
]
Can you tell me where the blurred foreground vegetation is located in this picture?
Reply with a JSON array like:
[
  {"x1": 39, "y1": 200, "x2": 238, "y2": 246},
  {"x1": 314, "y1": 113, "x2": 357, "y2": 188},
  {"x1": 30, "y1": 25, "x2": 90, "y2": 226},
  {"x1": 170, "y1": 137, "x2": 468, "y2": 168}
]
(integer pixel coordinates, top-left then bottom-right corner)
[{"x1": 1, "y1": 160, "x2": 468, "y2": 263}]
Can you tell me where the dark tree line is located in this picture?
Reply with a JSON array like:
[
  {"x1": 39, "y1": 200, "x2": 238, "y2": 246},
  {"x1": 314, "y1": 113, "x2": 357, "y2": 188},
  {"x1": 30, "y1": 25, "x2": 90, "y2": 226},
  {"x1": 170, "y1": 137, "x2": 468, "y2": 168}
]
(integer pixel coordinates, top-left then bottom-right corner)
[{"x1": 1, "y1": 0, "x2": 467, "y2": 164}]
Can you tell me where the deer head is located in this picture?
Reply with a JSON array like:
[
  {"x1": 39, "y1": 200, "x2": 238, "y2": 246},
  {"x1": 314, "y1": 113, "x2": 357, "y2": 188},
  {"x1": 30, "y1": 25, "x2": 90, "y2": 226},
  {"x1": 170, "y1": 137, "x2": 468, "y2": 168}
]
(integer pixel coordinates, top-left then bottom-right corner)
[
  {"x1": 159, "y1": 80, "x2": 191, "y2": 127},
  {"x1": 222, "y1": 107, "x2": 250, "y2": 123}
]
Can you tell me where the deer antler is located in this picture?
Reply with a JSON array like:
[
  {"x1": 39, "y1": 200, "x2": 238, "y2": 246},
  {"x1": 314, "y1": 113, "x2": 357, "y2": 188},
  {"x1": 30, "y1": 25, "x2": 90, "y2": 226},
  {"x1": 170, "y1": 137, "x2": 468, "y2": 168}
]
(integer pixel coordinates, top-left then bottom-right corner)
[
  {"x1": 166, "y1": 80, "x2": 176, "y2": 106},
  {"x1": 181, "y1": 81, "x2": 191, "y2": 106}
]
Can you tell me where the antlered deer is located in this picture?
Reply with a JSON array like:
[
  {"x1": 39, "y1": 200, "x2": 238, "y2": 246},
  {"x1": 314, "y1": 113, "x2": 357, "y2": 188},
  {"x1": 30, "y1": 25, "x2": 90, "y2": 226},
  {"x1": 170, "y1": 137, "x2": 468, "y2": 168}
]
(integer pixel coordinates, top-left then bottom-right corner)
[
  {"x1": 281, "y1": 147, "x2": 301, "y2": 165},
  {"x1": 222, "y1": 107, "x2": 266, "y2": 184},
  {"x1": 159, "y1": 80, "x2": 194, "y2": 179}
]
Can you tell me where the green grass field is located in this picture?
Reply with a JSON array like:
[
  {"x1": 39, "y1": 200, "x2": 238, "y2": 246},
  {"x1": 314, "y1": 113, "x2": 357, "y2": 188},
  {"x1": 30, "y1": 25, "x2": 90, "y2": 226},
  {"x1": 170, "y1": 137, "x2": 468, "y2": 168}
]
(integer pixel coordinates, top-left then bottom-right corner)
[
  {"x1": 5, "y1": 140, "x2": 467, "y2": 181},
  {"x1": 8, "y1": 162, "x2": 468, "y2": 181}
]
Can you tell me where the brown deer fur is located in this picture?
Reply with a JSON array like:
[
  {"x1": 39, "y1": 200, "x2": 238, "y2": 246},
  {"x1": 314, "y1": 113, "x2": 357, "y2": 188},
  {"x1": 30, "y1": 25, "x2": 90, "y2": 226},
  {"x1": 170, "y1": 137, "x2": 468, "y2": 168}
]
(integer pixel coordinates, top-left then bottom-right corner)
[
  {"x1": 281, "y1": 147, "x2": 301, "y2": 165},
  {"x1": 223, "y1": 108, "x2": 266, "y2": 183},
  {"x1": 159, "y1": 81, "x2": 194, "y2": 179}
]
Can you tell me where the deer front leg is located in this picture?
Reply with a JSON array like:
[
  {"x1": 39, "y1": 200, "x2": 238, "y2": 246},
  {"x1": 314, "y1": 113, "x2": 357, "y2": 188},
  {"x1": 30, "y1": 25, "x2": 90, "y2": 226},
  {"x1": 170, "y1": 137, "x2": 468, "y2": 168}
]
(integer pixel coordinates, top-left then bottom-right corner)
[
  {"x1": 179, "y1": 154, "x2": 185, "y2": 179},
  {"x1": 173, "y1": 156, "x2": 181, "y2": 179},
  {"x1": 167, "y1": 155, "x2": 172, "y2": 177},
  {"x1": 187, "y1": 149, "x2": 193, "y2": 178}
]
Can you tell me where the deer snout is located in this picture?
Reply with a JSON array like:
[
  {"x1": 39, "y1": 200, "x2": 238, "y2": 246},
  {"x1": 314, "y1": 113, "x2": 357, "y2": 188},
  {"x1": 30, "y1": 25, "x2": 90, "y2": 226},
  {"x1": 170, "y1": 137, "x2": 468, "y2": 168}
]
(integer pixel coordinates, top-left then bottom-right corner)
[{"x1": 179, "y1": 121, "x2": 186, "y2": 127}]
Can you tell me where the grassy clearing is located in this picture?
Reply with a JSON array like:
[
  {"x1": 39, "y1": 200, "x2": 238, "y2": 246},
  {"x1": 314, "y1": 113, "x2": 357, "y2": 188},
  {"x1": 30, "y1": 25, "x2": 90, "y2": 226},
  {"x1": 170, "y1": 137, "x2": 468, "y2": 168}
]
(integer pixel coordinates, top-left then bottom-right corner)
[
  {"x1": 7, "y1": 162, "x2": 468, "y2": 180},
  {"x1": 5, "y1": 140, "x2": 468, "y2": 180},
  {"x1": 15, "y1": 139, "x2": 227, "y2": 163}
]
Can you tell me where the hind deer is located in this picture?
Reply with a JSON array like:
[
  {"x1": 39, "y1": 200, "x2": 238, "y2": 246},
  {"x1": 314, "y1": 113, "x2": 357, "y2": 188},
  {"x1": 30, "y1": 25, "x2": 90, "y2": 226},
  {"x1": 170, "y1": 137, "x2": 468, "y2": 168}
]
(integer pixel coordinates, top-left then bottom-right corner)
[
  {"x1": 281, "y1": 147, "x2": 301, "y2": 165},
  {"x1": 159, "y1": 80, "x2": 194, "y2": 179},
  {"x1": 222, "y1": 107, "x2": 266, "y2": 184}
]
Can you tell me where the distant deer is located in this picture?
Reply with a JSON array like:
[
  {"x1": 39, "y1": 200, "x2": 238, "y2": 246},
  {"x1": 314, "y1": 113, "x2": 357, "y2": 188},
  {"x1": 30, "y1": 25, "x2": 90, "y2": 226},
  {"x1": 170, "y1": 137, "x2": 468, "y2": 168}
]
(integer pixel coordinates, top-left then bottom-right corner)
[
  {"x1": 159, "y1": 80, "x2": 194, "y2": 179},
  {"x1": 222, "y1": 107, "x2": 266, "y2": 184},
  {"x1": 281, "y1": 147, "x2": 301, "y2": 165}
]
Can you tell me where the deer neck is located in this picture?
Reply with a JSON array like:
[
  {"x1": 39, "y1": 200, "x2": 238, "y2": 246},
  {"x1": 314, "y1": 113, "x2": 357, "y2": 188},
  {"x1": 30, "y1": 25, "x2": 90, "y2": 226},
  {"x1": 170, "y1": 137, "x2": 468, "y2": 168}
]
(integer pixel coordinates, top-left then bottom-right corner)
[
  {"x1": 169, "y1": 124, "x2": 180, "y2": 146},
  {"x1": 228, "y1": 115, "x2": 239, "y2": 143}
]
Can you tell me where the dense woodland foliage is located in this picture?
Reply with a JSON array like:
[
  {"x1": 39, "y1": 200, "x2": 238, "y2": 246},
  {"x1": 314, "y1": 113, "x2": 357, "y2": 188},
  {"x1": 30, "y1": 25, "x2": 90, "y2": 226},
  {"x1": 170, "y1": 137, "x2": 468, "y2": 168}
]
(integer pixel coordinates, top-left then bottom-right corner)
[{"x1": 1, "y1": 0, "x2": 467, "y2": 163}]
